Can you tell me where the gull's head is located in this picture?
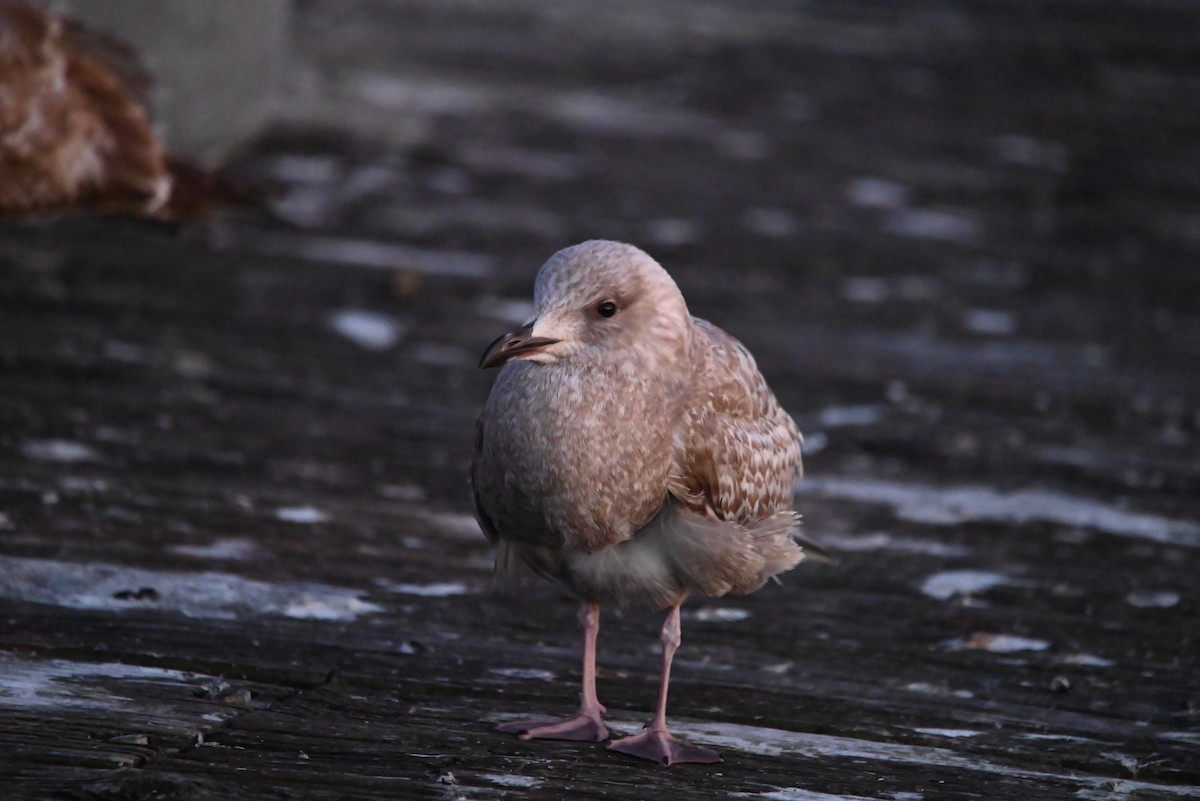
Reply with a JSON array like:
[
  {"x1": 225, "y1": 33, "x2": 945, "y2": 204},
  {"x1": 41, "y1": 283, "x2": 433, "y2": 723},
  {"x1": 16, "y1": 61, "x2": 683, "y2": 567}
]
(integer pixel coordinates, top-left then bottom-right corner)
[{"x1": 480, "y1": 240, "x2": 692, "y2": 369}]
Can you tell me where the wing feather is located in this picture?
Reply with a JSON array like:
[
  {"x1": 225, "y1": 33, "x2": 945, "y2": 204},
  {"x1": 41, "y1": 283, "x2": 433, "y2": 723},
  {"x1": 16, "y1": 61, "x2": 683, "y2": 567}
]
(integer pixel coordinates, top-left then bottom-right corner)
[{"x1": 669, "y1": 319, "x2": 803, "y2": 524}]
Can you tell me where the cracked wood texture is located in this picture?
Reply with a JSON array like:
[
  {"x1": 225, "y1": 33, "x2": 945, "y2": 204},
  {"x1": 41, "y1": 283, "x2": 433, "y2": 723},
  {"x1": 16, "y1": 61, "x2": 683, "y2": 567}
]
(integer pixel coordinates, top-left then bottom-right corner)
[{"x1": 1, "y1": 1, "x2": 1198, "y2": 800}]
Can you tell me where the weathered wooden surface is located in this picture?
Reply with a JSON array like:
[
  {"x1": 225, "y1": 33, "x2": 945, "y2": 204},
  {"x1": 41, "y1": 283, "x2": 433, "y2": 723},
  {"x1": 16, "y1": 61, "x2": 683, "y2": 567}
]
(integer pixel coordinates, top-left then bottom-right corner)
[{"x1": 2, "y1": 1, "x2": 1199, "y2": 799}]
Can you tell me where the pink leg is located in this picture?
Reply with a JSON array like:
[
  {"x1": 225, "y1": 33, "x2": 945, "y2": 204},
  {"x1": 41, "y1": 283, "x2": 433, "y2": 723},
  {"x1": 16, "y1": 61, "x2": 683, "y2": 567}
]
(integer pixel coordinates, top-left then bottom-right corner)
[
  {"x1": 608, "y1": 604, "x2": 721, "y2": 765},
  {"x1": 496, "y1": 602, "x2": 609, "y2": 742}
]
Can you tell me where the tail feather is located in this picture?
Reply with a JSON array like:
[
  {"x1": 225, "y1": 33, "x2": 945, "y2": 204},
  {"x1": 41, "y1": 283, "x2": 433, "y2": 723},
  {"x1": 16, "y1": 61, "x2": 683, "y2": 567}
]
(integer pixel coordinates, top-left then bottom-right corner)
[{"x1": 741, "y1": 511, "x2": 807, "y2": 587}]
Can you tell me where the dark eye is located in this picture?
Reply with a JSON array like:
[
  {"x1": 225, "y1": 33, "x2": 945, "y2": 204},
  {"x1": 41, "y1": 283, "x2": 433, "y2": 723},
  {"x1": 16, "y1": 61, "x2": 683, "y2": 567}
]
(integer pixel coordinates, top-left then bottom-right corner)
[{"x1": 596, "y1": 301, "x2": 618, "y2": 318}]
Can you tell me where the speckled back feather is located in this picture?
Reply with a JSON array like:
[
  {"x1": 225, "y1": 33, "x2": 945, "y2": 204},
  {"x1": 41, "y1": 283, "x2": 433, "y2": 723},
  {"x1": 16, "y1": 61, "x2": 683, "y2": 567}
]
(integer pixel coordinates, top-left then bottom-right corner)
[{"x1": 668, "y1": 318, "x2": 803, "y2": 524}]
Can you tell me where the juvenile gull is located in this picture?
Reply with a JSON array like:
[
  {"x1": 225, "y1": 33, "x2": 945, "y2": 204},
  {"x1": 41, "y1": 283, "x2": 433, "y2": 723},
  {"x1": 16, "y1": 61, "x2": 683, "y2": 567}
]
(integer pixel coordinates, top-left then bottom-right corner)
[{"x1": 472, "y1": 240, "x2": 812, "y2": 765}]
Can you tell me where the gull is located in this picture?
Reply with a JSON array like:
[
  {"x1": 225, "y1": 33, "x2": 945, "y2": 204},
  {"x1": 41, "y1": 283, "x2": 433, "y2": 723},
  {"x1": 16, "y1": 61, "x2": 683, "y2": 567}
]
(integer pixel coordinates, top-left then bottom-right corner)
[{"x1": 472, "y1": 240, "x2": 814, "y2": 765}]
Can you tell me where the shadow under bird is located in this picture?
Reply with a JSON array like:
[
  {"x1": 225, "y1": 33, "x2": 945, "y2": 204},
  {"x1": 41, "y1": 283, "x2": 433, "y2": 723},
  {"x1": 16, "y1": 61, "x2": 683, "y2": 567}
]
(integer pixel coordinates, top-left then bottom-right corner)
[{"x1": 472, "y1": 240, "x2": 822, "y2": 765}]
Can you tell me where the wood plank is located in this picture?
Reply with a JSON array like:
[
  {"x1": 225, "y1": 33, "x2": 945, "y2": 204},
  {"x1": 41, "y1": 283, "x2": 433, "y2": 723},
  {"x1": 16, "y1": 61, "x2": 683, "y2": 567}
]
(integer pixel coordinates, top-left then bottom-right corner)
[{"x1": 2, "y1": 0, "x2": 1198, "y2": 798}]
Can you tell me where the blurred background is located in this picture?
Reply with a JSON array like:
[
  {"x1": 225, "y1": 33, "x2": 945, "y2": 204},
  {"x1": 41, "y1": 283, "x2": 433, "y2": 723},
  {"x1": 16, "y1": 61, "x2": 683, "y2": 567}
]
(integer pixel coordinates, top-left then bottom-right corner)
[
  {"x1": 14, "y1": 1, "x2": 1195, "y2": 482},
  {"x1": 18, "y1": 0, "x2": 1193, "y2": 502},
  {"x1": 2, "y1": 1, "x2": 1198, "y2": 797}
]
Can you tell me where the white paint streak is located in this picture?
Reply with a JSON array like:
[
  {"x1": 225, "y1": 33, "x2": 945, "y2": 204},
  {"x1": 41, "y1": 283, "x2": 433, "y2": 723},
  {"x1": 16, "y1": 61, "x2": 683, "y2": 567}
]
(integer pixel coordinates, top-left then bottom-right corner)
[
  {"x1": 1125, "y1": 590, "x2": 1180, "y2": 609},
  {"x1": 689, "y1": 606, "x2": 752, "y2": 622},
  {"x1": 815, "y1": 404, "x2": 887, "y2": 427},
  {"x1": 480, "y1": 773, "x2": 544, "y2": 788},
  {"x1": 1021, "y1": 733, "x2": 1100, "y2": 744},
  {"x1": 1158, "y1": 731, "x2": 1200, "y2": 746},
  {"x1": 797, "y1": 477, "x2": 1200, "y2": 547},
  {"x1": 912, "y1": 728, "x2": 982, "y2": 738},
  {"x1": 378, "y1": 483, "x2": 427, "y2": 502},
  {"x1": 884, "y1": 208, "x2": 982, "y2": 245},
  {"x1": 168, "y1": 538, "x2": 259, "y2": 561},
  {"x1": 1059, "y1": 653, "x2": 1115, "y2": 668},
  {"x1": 275, "y1": 506, "x2": 330, "y2": 524},
  {"x1": 819, "y1": 532, "x2": 969, "y2": 558},
  {"x1": 283, "y1": 594, "x2": 382, "y2": 621},
  {"x1": 489, "y1": 668, "x2": 556, "y2": 681},
  {"x1": 380, "y1": 581, "x2": 471, "y2": 597},
  {"x1": 904, "y1": 682, "x2": 975, "y2": 699},
  {"x1": 22, "y1": 439, "x2": 98, "y2": 463},
  {"x1": 329, "y1": 309, "x2": 405, "y2": 350},
  {"x1": 945, "y1": 633, "x2": 1051, "y2": 653},
  {"x1": 614, "y1": 719, "x2": 1194, "y2": 797},
  {"x1": 0, "y1": 555, "x2": 381, "y2": 621},
  {"x1": 0, "y1": 653, "x2": 209, "y2": 710},
  {"x1": 736, "y1": 788, "x2": 880, "y2": 801},
  {"x1": 920, "y1": 570, "x2": 1012, "y2": 601}
]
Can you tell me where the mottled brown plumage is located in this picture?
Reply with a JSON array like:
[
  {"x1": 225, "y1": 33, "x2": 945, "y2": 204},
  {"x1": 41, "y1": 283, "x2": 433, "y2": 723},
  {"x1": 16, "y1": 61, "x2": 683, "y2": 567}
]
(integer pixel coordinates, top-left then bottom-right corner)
[
  {"x1": 0, "y1": 3, "x2": 250, "y2": 221},
  {"x1": 472, "y1": 240, "x2": 812, "y2": 765}
]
